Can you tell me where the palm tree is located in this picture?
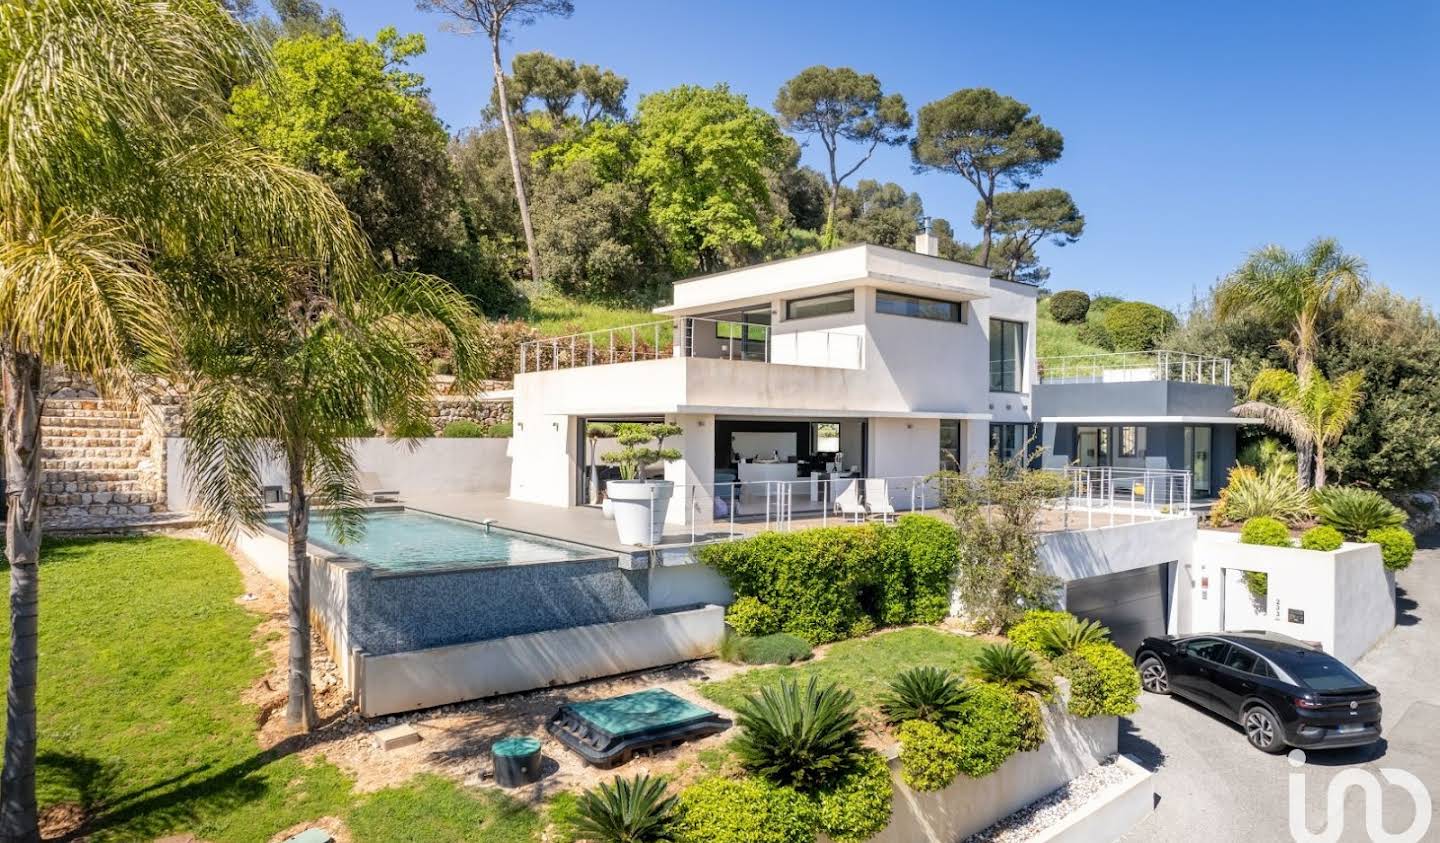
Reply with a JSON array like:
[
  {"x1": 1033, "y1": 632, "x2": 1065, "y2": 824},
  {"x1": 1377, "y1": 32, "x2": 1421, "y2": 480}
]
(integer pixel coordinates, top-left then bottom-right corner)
[
  {"x1": 1235, "y1": 369, "x2": 1364, "y2": 489},
  {"x1": 176, "y1": 260, "x2": 483, "y2": 730},
  {"x1": 0, "y1": 2, "x2": 370, "y2": 837},
  {"x1": 1216, "y1": 238, "x2": 1367, "y2": 485}
]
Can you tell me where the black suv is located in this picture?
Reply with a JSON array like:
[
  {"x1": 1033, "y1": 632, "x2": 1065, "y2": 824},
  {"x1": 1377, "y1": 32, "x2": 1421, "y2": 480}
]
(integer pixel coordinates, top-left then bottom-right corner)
[{"x1": 1134, "y1": 631, "x2": 1382, "y2": 753}]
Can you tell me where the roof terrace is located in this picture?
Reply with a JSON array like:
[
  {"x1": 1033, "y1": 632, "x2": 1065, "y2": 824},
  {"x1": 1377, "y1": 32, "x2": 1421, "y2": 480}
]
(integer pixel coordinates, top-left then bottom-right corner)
[{"x1": 1037, "y1": 350, "x2": 1231, "y2": 386}]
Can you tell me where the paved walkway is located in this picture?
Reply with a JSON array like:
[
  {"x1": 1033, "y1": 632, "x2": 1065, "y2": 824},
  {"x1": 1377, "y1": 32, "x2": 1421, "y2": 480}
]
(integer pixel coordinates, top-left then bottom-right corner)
[{"x1": 1121, "y1": 534, "x2": 1440, "y2": 841}]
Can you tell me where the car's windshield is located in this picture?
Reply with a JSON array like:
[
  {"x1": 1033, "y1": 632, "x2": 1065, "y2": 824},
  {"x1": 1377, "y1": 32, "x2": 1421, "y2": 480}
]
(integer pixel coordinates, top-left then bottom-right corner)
[{"x1": 1284, "y1": 654, "x2": 1366, "y2": 690}]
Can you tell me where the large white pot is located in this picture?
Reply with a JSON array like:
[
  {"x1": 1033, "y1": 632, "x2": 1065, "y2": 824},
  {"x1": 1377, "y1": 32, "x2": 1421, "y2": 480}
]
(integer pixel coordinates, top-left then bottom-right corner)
[{"x1": 606, "y1": 479, "x2": 674, "y2": 545}]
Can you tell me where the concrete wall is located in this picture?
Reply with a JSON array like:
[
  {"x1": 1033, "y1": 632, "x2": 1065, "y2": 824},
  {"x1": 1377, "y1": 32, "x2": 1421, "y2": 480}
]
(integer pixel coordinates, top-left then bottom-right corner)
[
  {"x1": 867, "y1": 698, "x2": 1118, "y2": 843},
  {"x1": 1034, "y1": 380, "x2": 1238, "y2": 418},
  {"x1": 1029, "y1": 755, "x2": 1154, "y2": 843},
  {"x1": 356, "y1": 604, "x2": 725, "y2": 716},
  {"x1": 167, "y1": 436, "x2": 512, "y2": 512}
]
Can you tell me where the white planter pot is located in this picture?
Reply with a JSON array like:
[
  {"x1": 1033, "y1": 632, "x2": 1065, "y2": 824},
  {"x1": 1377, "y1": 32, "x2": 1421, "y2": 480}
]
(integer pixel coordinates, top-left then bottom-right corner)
[
  {"x1": 606, "y1": 480, "x2": 674, "y2": 546},
  {"x1": 601, "y1": 496, "x2": 614, "y2": 519}
]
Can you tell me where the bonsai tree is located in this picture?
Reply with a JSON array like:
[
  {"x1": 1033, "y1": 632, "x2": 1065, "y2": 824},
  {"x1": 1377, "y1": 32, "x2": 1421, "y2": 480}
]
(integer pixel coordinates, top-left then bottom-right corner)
[
  {"x1": 585, "y1": 421, "x2": 615, "y2": 501},
  {"x1": 601, "y1": 422, "x2": 683, "y2": 481}
]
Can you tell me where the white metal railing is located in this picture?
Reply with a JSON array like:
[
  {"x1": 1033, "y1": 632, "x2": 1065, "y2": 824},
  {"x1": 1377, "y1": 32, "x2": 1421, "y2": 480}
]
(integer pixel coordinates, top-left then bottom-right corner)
[
  {"x1": 518, "y1": 317, "x2": 863, "y2": 374},
  {"x1": 1046, "y1": 466, "x2": 1193, "y2": 529},
  {"x1": 1036, "y1": 351, "x2": 1231, "y2": 386}
]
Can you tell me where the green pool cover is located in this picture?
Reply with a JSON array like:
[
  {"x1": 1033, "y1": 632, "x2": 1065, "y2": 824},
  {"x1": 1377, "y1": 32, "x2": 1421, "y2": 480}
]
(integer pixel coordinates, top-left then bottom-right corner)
[
  {"x1": 548, "y1": 688, "x2": 730, "y2": 768},
  {"x1": 565, "y1": 689, "x2": 715, "y2": 738}
]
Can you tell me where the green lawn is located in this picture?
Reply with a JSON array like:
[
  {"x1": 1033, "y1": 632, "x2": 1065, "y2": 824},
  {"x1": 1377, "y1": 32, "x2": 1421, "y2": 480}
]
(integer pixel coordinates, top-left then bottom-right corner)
[
  {"x1": 697, "y1": 627, "x2": 987, "y2": 715},
  {"x1": 1035, "y1": 297, "x2": 1109, "y2": 359},
  {"x1": 1, "y1": 537, "x2": 546, "y2": 843},
  {"x1": 524, "y1": 295, "x2": 660, "y2": 336}
]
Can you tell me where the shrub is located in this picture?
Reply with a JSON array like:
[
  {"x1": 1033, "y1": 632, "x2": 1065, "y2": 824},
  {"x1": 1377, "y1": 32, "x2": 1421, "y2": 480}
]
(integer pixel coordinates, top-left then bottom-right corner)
[
  {"x1": 969, "y1": 643, "x2": 1049, "y2": 695},
  {"x1": 1088, "y1": 294, "x2": 1122, "y2": 313},
  {"x1": 1237, "y1": 436, "x2": 1295, "y2": 473},
  {"x1": 1101, "y1": 301, "x2": 1177, "y2": 351},
  {"x1": 847, "y1": 616, "x2": 876, "y2": 639},
  {"x1": 951, "y1": 683, "x2": 1042, "y2": 777},
  {"x1": 1056, "y1": 642, "x2": 1140, "y2": 717},
  {"x1": 738, "y1": 633, "x2": 813, "y2": 665},
  {"x1": 877, "y1": 514, "x2": 961, "y2": 626},
  {"x1": 726, "y1": 596, "x2": 780, "y2": 637},
  {"x1": 1075, "y1": 320, "x2": 1113, "y2": 350},
  {"x1": 1243, "y1": 571, "x2": 1268, "y2": 599},
  {"x1": 673, "y1": 777, "x2": 816, "y2": 843},
  {"x1": 880, "y1": 667, "x2": 970, "y2": 727},
  {"x1": 1005, "y1": 609, "x2": 1072, "y2": 655},
  {"x1": 1300, "y1": 525, "x2": 1345, "y2": 552},
  {"x1": 1009, "y1": 690, "x2": 1046, "y2": 752},
  {"x1": 813, "y1": 750, "x2": 893, "y2": 843},
  {"x1": 1312, "y1": 486, "x2": 1406, "y2": 539},
  {"x1": 1036, "y1": 616, "x2": 1111, "y2": 655},
  {"x1": 896, "y1": 719, "x2": 961, "y2": 792},
  {"x1": 1240, "y1": 516, "x2": 1291, "y2": 547},
  {"x1": 575, "y1": 774, "x2": 678, "y2": 843},
  {"x1": 1048, "y1": 290, "x2": 1091, "y2": 323},
  {"x1": 1214, "y1": 465, "x2": 1310, "y2": 524},
  {"x1": 1367, "y1": 526, "x2": 1416, "y2": 571},
  {"x1": 732, "y1": 677, "x2": 863, "y2": 792},
  {"x1": 440, "y1": 419, "x2": 487, "y2": 438},
  {"x1": 486, "y1": 421, "x2": 513, "y2": 437}
]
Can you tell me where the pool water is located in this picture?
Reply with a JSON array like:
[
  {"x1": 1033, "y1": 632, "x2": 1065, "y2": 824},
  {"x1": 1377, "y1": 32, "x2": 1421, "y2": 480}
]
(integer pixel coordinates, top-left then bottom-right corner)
[{"x1": 272, "y1": 510, "x2": 602, "y2": 574}]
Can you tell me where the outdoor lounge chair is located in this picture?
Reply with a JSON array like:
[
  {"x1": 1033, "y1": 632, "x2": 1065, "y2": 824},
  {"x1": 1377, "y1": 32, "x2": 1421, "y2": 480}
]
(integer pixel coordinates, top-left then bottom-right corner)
[
  {"x1": 358, "y1": 471, "x2": 400, "y2": 503},
  {"x1": 833, "y1": 479, "x2": 866, "y2": 523},
  {"x1": 864, "y1": 479, "x2": 896, "y2": 523}
]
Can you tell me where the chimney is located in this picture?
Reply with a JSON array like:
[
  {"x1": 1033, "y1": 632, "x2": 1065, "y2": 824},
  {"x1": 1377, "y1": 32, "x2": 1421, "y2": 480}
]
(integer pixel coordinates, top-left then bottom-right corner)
[{"x1": 914, "y1": 231, "x2": 940, "y2": 257}]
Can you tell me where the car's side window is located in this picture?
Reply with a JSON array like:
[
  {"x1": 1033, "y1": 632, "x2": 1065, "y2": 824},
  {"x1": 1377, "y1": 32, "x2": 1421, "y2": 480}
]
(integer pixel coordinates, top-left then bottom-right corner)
[
  {"x1": 1184, "y1": 639, "x2": 1231, "y2": 663},
  {"x1": 1225, "y1": 648, "x2": 1258, "y2": 673},
  {"x1": 1250, "y1": 659, "x2": 1275, "y2": 678}
]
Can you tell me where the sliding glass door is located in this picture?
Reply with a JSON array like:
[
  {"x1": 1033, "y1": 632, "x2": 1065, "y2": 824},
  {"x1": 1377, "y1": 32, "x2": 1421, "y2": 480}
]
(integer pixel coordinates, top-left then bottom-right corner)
[{"x1": 1184, "y1": 425, "x2": 1212, "y2": 495}]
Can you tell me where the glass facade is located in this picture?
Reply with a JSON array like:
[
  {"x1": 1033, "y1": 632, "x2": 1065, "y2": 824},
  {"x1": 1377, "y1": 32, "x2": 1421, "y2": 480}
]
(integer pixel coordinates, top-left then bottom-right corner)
[
  {"x1": 989, "y1": 423, "x2": 1033, "y2": 462},
  {"x1": 989, "y1": 318, "x2": 1025, "y2": 392}
]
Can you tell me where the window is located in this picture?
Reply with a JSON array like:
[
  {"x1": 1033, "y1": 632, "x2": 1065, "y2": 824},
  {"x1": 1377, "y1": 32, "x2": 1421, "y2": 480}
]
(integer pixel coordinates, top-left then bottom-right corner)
[
  {"x1": 989, "y1": 423, "x2": 1032, "y2": 463},
  {"x1": 989, "y1": 319, "x2": 1026, "y2": 392},
  {"x1": 1119, "y1": 426, "x2": 1145, "y2": 458},
  {"x1": 940, "y1": 420, "x2": 962, "y2": 470},
  {"x1": 1285, "y1": 654, "x2": 1367, "y2": 690},
  {"x1": 876, "y1": 291, "x2": 965, "y2": 322},
  {"x1": 785, "y1": 291, "x2": 854, "y2": 320},
  {"x1": 715, "y1": 321, "x2": 768, "y2": 341},
  {"x1": 1224, "y1": 647, "x2": 1258, "y2": 674},
  {"x1": 814, "y1": 421, "x2": 840, "y2": 452},
  {"x1": 1184, "y1": 639, "x2": 1231, "y2": 663}
]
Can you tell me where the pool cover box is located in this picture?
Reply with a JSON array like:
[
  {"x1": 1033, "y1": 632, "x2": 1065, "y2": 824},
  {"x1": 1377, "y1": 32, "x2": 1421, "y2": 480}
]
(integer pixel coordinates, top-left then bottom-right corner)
[{"x1": 548, "y1": 688, "x2": 730, "y2": 768}]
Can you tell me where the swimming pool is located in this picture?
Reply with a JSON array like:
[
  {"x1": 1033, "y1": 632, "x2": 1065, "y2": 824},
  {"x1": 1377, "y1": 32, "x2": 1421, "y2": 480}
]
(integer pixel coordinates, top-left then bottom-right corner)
[{"x1": 269, "y1": 509, "x2": 605, "y2": 574}]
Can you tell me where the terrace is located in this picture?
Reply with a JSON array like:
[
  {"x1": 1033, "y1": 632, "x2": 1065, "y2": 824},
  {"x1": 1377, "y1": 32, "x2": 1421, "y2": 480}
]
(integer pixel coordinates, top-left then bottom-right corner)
[{"x1": 1037, "y1": 350, "x2": 1231, "y2": 385}]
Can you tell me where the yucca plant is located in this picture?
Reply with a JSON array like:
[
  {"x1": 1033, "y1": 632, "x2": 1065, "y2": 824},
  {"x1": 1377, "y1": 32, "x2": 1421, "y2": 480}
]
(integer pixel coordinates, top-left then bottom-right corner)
[
  {"x1": 970, "y1": 643, "x2": 1049, "y2": 695},
  {"x1": 1215, "y1": 465, "x2": 1311, "y2": 524},
  {"x1": 880, "y1": 667, "x2": 971, "y2": 727},
  {"x1": 732, "y1": 677, "x2": 863, "y2": 792},
  {"x1": 1036, "y1": 616, "x2": 1111, "y2": 655},
  {"x1": 574, "y1": 775, "x2": 678, "y2": 843},
  {"x1": 1311, "y1": 486, "x2": 1406, "y2": 539}
]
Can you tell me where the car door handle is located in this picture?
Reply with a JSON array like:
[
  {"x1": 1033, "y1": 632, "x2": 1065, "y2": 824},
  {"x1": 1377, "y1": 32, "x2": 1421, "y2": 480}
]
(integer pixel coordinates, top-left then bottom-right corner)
[{"x1": 1239, "y1": 681, "x2": 1255, "y2": 690}]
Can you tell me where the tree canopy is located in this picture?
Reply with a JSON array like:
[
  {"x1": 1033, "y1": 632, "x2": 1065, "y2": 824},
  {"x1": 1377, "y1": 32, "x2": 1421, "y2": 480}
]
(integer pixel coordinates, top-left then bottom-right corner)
[{"x1": 981, "y1": 189, "x2": 1084, "y2": 283}]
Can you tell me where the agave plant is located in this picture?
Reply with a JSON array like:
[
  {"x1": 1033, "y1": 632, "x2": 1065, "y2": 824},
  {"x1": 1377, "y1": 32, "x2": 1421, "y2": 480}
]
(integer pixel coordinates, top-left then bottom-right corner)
[
  {"x1": 732, "y1": 676, "x2": 863, "y2": 792},
  {"x1": 880, "y1": 666, "x2": 971, "y2": 727},
  {"x1": 969, "y1": 643, "x2": 1049, "y2": 695},
  {"x1": 574, "y1": 774, "x2": 678, "y2": 843},
  {"x1": 1311, "y1": 486, "x2": 1406, "y2": 539},
  {"x1": 1036, "y1": 616, "x2": 1111, "y2": 655}
]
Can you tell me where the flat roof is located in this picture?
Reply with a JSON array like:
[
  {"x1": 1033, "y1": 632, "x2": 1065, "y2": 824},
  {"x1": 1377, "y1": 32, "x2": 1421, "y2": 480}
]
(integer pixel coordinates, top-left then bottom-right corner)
[{"x1": 1038, "y1": 415, "x2": 1261, "y2": 425}]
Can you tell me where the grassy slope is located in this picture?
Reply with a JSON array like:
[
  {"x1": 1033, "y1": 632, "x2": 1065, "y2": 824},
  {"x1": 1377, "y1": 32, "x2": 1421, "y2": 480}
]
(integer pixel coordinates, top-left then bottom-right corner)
[
  {"x1": 3, "y1": 537, "x2": 542, "y2": 843},
  {"x1": 1035, "y1": 296, "x2": 1109, "y2": 359},
  {"x1": 697, "y1": 627, "x2": 986, "y2": 713}
]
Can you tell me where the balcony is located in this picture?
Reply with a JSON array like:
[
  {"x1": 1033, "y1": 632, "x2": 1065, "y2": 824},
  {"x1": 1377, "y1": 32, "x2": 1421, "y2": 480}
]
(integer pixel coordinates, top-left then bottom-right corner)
[
  {"x1": 517, "y1": 317, "x2": 864, "y2": 374},
  {"x1": 1037, "y1": 351, "x2": 1231, "y2": 386}
]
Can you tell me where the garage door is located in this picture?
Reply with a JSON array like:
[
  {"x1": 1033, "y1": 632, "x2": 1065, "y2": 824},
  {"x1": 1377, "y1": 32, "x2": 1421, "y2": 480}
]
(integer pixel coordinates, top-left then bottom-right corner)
[{"x1": 1064, "y1": 563, "x2": 1172, "y2": 655}]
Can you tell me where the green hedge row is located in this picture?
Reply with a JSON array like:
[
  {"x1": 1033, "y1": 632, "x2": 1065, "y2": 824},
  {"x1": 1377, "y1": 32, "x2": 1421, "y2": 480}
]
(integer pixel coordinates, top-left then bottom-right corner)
[
  {"x1": 1005, "y1": 609, "x2": 1142, "y2": 718},
  {"x1": 896, "y1": 682, "x2": 1045, "y2": 791},
  {"x1": 703, "y1": 515, "x2": 957, "y2": 644}
]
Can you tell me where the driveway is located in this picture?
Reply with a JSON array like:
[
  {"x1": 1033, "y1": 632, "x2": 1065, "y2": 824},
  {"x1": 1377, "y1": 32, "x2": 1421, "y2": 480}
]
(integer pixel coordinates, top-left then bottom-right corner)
[{"x1": 1120, "y1": 534, "x2": 1440, "y2": 842}]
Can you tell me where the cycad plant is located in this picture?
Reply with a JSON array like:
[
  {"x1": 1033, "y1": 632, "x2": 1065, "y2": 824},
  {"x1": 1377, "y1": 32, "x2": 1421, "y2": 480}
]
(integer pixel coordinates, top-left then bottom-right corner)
[
  {"x1": 1311, "y1": 486, "x2": 1406, "y2": 539},
  {"x1": 732, "y1": 677, "x2": 863, "y2": 792},
  {"x1": 1036, "y1": 616, "x2": 1111, "y2": 655},
  {"x1": 970, "y1": 643, "x2": 1049, "y2": 695},
  {"x1": 0, "y1": 1, "x2": 372, "y2": 835},
  {"x1": 574, "y1": 775, "x2": 678, "y2": 843},
  {"x1": 1235, "y1": 369, "x2": 1364, "y2": 489},
  {"x1": 880, "y1": 667, "x2": 971, "y2": 727}
]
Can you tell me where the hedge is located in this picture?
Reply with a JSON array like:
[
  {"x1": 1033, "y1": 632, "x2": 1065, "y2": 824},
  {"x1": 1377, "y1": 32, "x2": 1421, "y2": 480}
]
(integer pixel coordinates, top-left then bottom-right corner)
[
  {"x1": 896, "y1": 682, "x2": 1043, "y2": 789},
  {"x1": 1240, "y1": 516, "x2": 1291, "y2": 547},
  {"x1": 440, "y1": 419, "x2": 487, "y2": 438},
  {"x1": 699, "y1": 515, "x2": 958, "y2": 644},
  {"x1": 674, "y1": 777, "x2": 817, "y2": 843},
  {"x1": 1075, "y1": 321, "x2": 1113, "y2": 350},
  {"x1": 896, "y1": 719, "x2": 961, "y2": 792},
  {"x1": 813, "y1": 750, "x2": 893, "y2": 843},
  {"x1": 1048, "y1": 290, "x2": 1091, "y2": 323},
  {"x1": 1005, "y1": 609, "x2": 1071, "y2": 656},
  {"x1": 1056, "y1": 642, "x2": 1140, "y2": 717},
  {"x1": 1300, "y1": 525, "x2": 1345, "y2": 552},
  {"x1": 1101, "y1": 301, "x2": 1177, "y2": 352},
  {"x1": 726, "y1": 596, "x2": 780, "y2": 636},
  {"x1": 1367, "y1": 527, "x2": 1416, "y2": 571}
]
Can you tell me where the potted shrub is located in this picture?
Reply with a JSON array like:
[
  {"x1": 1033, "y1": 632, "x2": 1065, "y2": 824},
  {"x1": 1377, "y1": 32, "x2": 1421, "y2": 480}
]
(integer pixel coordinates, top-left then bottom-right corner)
[
  {"x1": 602, "y1": 422, "x2": 682, "y2": 545},
  {"x1": 585, "y1": 422, "x2": 616, "y2": 517}
]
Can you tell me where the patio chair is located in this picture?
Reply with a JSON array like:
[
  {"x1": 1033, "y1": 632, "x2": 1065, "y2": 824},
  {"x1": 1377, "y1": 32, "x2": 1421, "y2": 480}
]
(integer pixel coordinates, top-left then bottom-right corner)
[
  {"x1": 358, "y1": 471, "x2": 400, "y2": 503},
  {"x1": 832, "y1": 479, "x2": 866, "y2": 523},
  {"x1": 864, "y1": 479, "x2": 896, "y2": 523}
]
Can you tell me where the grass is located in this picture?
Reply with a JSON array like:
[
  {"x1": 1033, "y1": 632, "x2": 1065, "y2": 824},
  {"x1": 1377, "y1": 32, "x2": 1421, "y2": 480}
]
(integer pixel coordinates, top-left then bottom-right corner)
[
  {"x1": 523, "y1": 295, "x2": 660, "y2": 336},
  {"x1": 1, "y1": 536, "x2": 545, "y2": 843},
  {"x1": 1035, "y1": 296, "x2": 1109, "y2": 359},
  {"x1": 697, "y1": 627, "x2": 987, "y2": 714}
]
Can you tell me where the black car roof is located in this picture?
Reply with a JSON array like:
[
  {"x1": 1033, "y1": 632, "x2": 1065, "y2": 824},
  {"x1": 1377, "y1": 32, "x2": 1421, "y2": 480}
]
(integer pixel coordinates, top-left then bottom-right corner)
[{"x1": 1187, "y1": 631, "x2": 1322, "y2": 658}]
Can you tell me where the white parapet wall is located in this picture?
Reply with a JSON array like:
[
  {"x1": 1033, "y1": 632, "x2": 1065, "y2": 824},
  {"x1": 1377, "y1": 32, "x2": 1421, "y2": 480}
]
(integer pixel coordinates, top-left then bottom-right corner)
[
  {"x1": 864, "y1": 699, "x2": 1123, "y2": 843},
  {"x1": 1029, "y1": 754, "x2": 1154, "y2": 843},
  {"x1": 356, "y1": 604, "x2": 725, "y2": 716}
]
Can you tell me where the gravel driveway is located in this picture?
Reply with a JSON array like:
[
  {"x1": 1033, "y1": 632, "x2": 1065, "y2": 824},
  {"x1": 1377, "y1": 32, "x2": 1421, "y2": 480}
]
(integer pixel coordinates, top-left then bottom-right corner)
[{"x1": 1120, "y1": 534, "x2": 1440, "y2": 842}]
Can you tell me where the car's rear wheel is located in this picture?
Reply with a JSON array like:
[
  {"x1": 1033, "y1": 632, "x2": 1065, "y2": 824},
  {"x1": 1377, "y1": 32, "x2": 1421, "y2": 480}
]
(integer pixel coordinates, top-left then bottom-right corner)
[
  {"x1": 1243, "y1": 705, "x2": 1287, "y2": 754},
  {"x1": 1138, "y1": 655, "x2": 1171, "y2": 695}
]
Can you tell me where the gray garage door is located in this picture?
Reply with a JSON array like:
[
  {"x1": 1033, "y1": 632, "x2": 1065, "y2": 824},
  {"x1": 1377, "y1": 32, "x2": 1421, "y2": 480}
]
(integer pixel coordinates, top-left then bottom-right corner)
[{"x1": 1065, "y1": 563, "x2": 1172, "y2": 655}]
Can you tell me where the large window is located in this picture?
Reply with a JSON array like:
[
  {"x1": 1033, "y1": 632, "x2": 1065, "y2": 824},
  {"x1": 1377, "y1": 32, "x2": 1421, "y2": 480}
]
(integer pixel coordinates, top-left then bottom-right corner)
[
  {"x1": 940, "y1": 420, "x2": 962, "y2": 470},
  {"x1": 876, "y1": 290, "x2": 965, "y2": 322},
  {"x1": 989, "y1": 318, "x2": 1026, "y2": 392},
  {"x1": 785, "y1": 291, "x2": 854, "y2": 320},
  {"x1": 1118, "y1": 426, "x2": 1146, "y2": 458},
  {"x1": 989, "y1": 423, "x2": 1033, "y2": 463}
]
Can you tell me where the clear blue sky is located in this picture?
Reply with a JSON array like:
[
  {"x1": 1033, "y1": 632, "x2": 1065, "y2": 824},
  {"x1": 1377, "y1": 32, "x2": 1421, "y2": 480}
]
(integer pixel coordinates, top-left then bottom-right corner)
[{"x1": 323, "y1": 0, "x2": 1437, "y2": 308}]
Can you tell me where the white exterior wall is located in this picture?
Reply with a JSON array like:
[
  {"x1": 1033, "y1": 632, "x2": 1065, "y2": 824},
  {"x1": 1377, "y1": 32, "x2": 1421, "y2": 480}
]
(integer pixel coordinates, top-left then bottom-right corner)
[{"x1": 869, "y1": 416, "x2": 940, "y2": 479}]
